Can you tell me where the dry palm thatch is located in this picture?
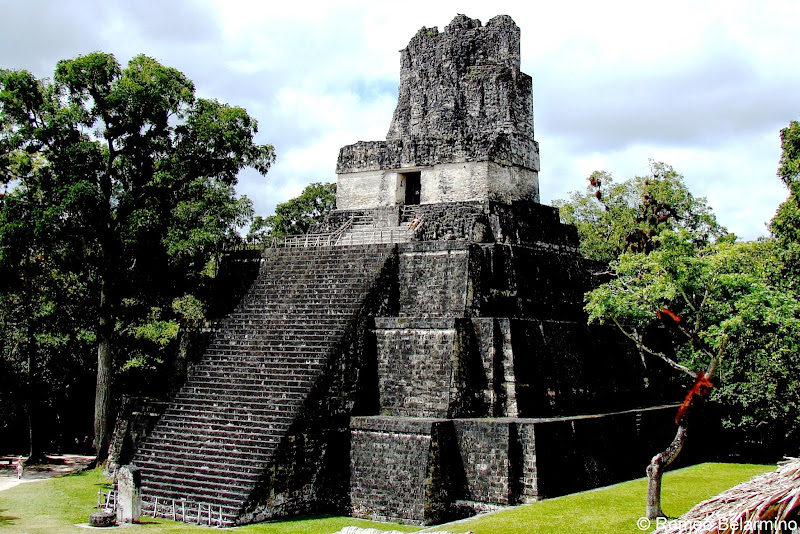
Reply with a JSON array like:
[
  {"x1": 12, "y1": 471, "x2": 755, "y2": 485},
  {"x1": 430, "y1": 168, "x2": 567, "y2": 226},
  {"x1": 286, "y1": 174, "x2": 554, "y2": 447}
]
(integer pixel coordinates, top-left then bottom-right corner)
[{"x1": 654, "y1": 458, "x2": 800, "y2": 533}]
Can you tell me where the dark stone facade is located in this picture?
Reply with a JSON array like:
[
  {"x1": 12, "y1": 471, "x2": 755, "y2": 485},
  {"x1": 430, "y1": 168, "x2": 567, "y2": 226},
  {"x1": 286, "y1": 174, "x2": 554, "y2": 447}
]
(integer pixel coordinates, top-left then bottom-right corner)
[
  {"x1": 345, "y1": 226, "x2": 688, "y2": 524},
  {"x1": 348, "y1": 408, "x2": 686, "y2": 525},
  {"x1": 338, "y1": 15, "x2": 538, "y2": 175}
]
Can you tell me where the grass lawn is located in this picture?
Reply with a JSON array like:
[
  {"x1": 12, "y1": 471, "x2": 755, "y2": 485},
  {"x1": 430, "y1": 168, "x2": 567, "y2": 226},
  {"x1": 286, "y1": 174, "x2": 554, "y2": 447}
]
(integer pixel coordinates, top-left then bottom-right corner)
[
  {"x1": 434, "y1": 462, "x2": 773, "y2": 534},
  {"x1": 0, "y1": 463, "x2": 772, "y2": 534}
]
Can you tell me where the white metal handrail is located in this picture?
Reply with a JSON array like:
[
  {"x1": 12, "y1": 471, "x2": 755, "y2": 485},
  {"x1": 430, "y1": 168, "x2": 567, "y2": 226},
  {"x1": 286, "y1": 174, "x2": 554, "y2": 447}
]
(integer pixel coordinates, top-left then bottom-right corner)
[{"x1": 143, "y1": 496, "x2": 228, "y2": 527}]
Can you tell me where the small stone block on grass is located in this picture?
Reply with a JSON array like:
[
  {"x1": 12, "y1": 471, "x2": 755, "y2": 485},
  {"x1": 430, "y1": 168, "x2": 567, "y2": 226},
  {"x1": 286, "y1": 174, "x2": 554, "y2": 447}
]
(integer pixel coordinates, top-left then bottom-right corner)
[{"x1": 88, "y1": 511, "x2": 116, "y2": 527}]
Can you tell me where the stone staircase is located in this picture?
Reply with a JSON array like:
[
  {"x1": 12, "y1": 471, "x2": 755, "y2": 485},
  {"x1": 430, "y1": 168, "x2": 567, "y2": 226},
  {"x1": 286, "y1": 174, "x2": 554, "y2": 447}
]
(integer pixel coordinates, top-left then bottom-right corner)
[{"x1": 133, "y1": 244, "x2": 393, "y2": 526}]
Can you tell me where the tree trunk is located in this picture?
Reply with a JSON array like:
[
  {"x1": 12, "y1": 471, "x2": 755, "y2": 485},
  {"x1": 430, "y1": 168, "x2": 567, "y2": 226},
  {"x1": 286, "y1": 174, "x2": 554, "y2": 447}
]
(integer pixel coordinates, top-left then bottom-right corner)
[
  {"x1": 93, "y1": 278, "x2": 113, "y2": 464},
  {"x1": 26, "y1": 336, "x2": 44, "y2": 462},
  {"x1": 94, "y1": 167, "x2": 115, "y2": 466},
  {"x1": 23, "y1": 254, "x2": 44, "y2": 463},
  {"x1": 646, "y1": 424, "x2": 688, "y2": 519}
]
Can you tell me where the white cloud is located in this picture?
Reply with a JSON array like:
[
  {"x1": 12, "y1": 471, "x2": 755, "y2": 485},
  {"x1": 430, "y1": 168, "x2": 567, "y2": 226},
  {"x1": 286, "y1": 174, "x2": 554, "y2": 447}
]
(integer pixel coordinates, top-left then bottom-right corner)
[{"x1": 2, "y1": 0, "x2": 799, "y2": 242}]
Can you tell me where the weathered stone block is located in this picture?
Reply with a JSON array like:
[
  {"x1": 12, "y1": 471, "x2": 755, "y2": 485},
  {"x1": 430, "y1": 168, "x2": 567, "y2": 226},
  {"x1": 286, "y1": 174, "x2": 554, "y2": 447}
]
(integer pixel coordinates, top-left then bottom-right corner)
[
  {"x1": 116, "y1": 465, "x2": 142, "y2": 523},
  {"x1": 89, "y1": 511, "x2": 116, "y2": 527}
]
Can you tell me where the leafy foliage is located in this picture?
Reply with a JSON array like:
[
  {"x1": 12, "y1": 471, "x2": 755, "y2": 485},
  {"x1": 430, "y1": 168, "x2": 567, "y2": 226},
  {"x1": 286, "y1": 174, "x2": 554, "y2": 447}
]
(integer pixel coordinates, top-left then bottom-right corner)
[
  {"x1": 586, "y1": 231, "x2": 800, "y2": 450},
  {"x1": 554, "y1": 161, "x2": 726, "y2": 262},
  {"x1": 0, "y1": 53, "x2": 274, "y2": 455},
  {"x1": 556, "y1": 153, "x2": 800, "y2": 457},
  {"x1": 248, "y1": 181, "x2": 336, "y2": 242},
  {"x1": 771, "y1": 119, "x2": 800, "y2": 287}
]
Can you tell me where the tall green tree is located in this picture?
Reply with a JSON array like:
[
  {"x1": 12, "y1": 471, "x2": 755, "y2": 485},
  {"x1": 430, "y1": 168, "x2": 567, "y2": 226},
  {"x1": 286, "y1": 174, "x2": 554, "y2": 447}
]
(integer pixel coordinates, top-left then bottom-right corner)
[
  {"x1": 584, "y1": 231, "x2": 800, "y2": 517},
  {"x1": 0, "y1": 53, "x2": 274, "y2": 462},
  {"x1": 0, "y1": 172, "x2": 95, "y2": 459},
  {"x1": 771, "y1": 119, "x2": 800, "y2": 287},
  {"x1": 558, "y1": 157, "x2": 800, "y2": 518}
]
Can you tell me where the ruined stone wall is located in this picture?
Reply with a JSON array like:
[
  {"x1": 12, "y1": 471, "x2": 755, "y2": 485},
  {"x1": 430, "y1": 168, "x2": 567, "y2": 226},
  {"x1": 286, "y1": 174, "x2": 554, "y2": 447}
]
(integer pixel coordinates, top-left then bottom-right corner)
[
  {"x1": 349, "y1": 417, "x2": 437, "y2": 524},
  {"x1": 468, "y1": 244, "x2": 599, "y2": 321},
  {"x1": 335, "y1": 14, "x2": 540, "y2": 210},
  {"x1": 452, "y1": 420, "x2": 514, "y2": 505},
  {"x1": 386, "y1": 15, "x2": 535, "y2": 162},
  {"x1": 348, "y1": 407, "x2": 693, "y2": 524},
  {"x1": 396, "y1": 242, "x2": 470, "y2": 316},
  {"x1": 320, "y1": 200, "x2": 580, "y2": 248},
  {"x1": 336, "y1": 162, "x2": 539, "y2": 210},
  {"x1": 374, "y1": 318, "x2": 457, "y2": 417},
  {"x1": 336, "y1": 136, "x2": 539, "y2": 175},
  {"x1": 335, "y1": 169, "x2": 395, "y2": 210},
  {"x1": 390, "y1": 240, "x2": 598, "y2": 323},
  {"x1": 371, "y1": 241, "x2": 686, "y2": 423}
]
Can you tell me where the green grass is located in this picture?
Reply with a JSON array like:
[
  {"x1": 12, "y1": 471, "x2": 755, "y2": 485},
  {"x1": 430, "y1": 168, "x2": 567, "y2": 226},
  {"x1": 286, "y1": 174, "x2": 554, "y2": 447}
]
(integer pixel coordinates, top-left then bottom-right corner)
[
  {"x1": 0, "y1": 469, "x2": 419, "y2": 533},
  {"x1": 0, "y1": 463, "x2": 772, "y2": 534},
  {"x1": 0, "y1": 468, "x2": 114, "y2": 532},
  {"x1": 431, "y1": 463, "x2": 773, "y2": 534}
]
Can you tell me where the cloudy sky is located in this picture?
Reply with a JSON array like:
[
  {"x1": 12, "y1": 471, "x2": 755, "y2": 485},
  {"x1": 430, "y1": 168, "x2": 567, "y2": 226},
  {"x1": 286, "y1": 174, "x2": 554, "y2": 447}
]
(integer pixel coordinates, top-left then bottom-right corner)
[{"x1": 3, "y1": 0, "x2": 799, "y2": 240}]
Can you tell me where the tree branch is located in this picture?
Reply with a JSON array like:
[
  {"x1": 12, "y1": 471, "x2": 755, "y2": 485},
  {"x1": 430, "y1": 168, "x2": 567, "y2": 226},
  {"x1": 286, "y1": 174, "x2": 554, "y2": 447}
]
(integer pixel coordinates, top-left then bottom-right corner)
[
  {"x1": 705, "y1": 336, "x2": 727, "y2": 380},
  {"x1": 612, "y1": 318, "x2": 697, "y2": 378},
  {"x1": 678, "y1": 286, "x2": 697, "y2": 312}
]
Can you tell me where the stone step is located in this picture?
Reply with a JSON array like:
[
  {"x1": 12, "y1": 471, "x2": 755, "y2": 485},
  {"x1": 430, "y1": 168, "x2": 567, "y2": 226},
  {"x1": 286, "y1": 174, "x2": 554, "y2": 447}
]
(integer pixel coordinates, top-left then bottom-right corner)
[
  {"x1": 252, "y1": 265, "x2": 385, "y2": 278},
  {"x1": 134, "y1": 244, "x2": 393, "y2": 524},
  {"x1": 200, "y1": 349, "x2": 331, "y2": 362},
  {"x1": 136, "y1": 448, "x2": 271, "y2": 472},
  {"x1": 205, "y1": 339, "x2": 334, "y2": 348},
  {"x1": 165, "y1": 395, "x2": 302, "y2": 412},
  {"x1": 200, "y1": 346, "x2": 331, "y2": 358},
  {"x1": 139, "y1": 436, "x2": 278, "y2": 460},
  {"x1": 187, "y1": 366, "x2": 326, "y2": 383},
  {"x1": 139, "y1": 443, "x2": 267, "y2": 465},
  {"x1": 156, "y1": 411, "x2": 293, "y2": 430},
  {"x1": 177, "y1": 388, "x2": 312, "y2": 404},
  {"x1": 186, "y1": 366, "x2": 325, "y2": 381},
  {"x1": 167, "y1": 392, "x2": 303, "y2": 407},
  {"x1": 141, "y1": 478, "x2": 249, "y2": 507},
  {"x1": 139, "y1": 459, "x2": 264, "y2": 480},
  {"x1": 184, "y1": 376, "x2": 316, "y2": 390},
  {"x1": 138, "y1": 437, "x2": 277, "y2": 461},
  {"x1": 147, "y1": 416, "x2": 290, "y2": 437}
]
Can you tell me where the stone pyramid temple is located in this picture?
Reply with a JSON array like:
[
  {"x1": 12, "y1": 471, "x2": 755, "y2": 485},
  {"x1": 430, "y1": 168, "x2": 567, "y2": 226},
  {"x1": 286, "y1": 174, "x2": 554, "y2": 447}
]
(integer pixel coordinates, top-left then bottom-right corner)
[{"x1": 131, "y1": 14, "x2": 685, "y2": 526}]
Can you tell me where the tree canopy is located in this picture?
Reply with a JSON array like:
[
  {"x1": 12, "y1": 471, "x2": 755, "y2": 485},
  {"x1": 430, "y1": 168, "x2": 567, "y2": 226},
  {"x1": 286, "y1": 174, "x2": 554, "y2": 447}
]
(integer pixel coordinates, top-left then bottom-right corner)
[
  {"x1": 554, "y1": 161, "x2": 727, "y2": 263},
  {"x1": 0, "y1": 52, "x2": 274, "y2": 460},
  {"x1": 247, "y1": 181, "x2": 335, "y2": 243},
  {"x1": 770, "y1": 119, "x2": 800, "y2": 287},
  {"x1": 563, "y1": 158, "x2": 800, "y2": 448},
  {"x1": 557, "y1": 153, "x2": 800, "y2": 516}
]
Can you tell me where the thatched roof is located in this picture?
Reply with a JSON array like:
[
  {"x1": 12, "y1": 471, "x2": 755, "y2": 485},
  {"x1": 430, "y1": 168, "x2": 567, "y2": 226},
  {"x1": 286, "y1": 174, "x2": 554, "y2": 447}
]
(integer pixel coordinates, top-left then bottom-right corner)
[{"x1": 654, "y1": 458, "x2": 800, "y2": 534}]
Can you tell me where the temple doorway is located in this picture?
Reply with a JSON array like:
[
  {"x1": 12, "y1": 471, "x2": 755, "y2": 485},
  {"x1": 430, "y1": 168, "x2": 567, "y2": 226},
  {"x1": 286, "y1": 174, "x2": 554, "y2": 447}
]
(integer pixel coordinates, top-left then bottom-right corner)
[{"x1": 401, "y1": 171, "x2": 421, "y2": 205}]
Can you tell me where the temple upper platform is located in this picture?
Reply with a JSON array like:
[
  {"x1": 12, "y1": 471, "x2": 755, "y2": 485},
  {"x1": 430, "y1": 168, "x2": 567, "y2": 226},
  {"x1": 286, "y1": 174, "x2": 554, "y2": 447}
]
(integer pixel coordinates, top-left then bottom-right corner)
[{"x1": 336, "y1": 15, "x2": 540, "y2": 210}]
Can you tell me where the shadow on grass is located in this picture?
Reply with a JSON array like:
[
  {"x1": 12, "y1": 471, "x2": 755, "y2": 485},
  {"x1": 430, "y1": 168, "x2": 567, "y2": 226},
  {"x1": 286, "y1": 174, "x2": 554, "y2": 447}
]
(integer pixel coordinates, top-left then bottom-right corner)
[
  {"x1": 0, "y1": 508, "x2": 19, "y2": 526},
  {"x1": 132, "y1": 518, "x2": 162, "y2": 526},
  {"x1": 258, "y1": 513, "x2": 338, "y2": 524}
]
